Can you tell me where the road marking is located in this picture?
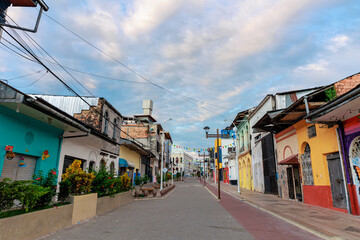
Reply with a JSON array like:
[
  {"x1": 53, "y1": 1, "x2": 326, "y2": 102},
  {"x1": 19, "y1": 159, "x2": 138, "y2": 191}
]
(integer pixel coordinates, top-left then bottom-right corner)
[{"x1": 204, "y1": 186, "x2": 220, "y2": 201}]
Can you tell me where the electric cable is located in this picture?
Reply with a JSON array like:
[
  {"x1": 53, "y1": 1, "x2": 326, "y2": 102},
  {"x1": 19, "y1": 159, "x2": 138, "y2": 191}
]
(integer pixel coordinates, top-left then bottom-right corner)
[
  {"x1": 1, "y1": 26, "x2": 152, "y2": 149},
  {"x1": 43, "y1": 13, "x2": 233, "y2": 116},
  {"x1": 14, "y1": 70, "x2": 48, "y2": 88}
]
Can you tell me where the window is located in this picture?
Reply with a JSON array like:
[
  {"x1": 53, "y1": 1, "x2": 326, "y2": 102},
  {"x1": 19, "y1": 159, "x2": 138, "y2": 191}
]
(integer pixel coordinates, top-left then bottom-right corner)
[
  {"x1": 100, "y1": 159, "x2": 106, "y2": 169},
  {"x1": 307, "y1": 125, "x2": 316, "y2": 139},
  {"x1": 104, "y1": 111, "x2": 109, "y2": 135},
  {"x1": 254, "y1": 134, "x2": 261, "y2": 142},
  {"x1": 110, "y1": 162, "x2": 115, "y2": 174},
  {"x1": 113, "y1": 118, "x2": 117, "y2": 139},
  {"x1": 89, "y1": 161, "x2": 95, "y2": 172}
]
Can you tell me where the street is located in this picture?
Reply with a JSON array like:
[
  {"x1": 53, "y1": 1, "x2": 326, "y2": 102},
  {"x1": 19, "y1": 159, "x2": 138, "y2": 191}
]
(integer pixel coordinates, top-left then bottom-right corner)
[{"x1": 40, "y1": 178, "x2": 321, "y2": 240}]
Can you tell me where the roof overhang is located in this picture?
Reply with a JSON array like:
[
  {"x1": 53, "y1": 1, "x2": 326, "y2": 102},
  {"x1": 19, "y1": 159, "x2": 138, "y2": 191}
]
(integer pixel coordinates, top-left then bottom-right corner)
[
  {"x1": 120, "y1": 138, "x2": 154, "y2": 157},
  {"x1": 0, "y1": 80, "x2": 89, "y2": 133},
  {"x1": 253, "y1": 85, "x2": 331, "y2": 133},
  {"x1": 306, "y1": 84, "x2": 360, "y2": 122},
  {"x1": 279, "y1": 155, "x2": 299, "y2": 165}
]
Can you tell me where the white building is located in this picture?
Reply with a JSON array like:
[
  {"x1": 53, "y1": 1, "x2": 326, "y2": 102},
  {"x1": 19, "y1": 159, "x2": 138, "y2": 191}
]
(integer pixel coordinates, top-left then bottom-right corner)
[
  {"x1": 31, "y1": 95, "x2": 123, "y2": 181},
  {"x1": 170, "y1": 149, "x2": 194, "y2": 176}
]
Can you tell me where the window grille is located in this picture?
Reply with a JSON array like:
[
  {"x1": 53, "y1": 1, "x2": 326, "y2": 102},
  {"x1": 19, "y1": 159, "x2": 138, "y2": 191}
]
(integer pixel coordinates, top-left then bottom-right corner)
[{"x1": 308, "y1": 125, "x2": 316, "y2": 139}]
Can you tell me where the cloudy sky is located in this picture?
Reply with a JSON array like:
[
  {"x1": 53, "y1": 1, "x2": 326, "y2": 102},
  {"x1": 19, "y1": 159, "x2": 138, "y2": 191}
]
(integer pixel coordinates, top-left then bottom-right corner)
[{"x1": 1, "y1": 0, "x2": 360, "y2": 150}]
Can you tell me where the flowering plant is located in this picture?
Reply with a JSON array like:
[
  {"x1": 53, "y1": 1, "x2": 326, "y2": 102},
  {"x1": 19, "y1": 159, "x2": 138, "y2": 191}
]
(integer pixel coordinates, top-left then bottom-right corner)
[
  {"x1": 32, "y1": 169, "x2": 57, "y2": 206},
  {"x1": 61, "y1": 160, "x2": 95, "y2": 195}
]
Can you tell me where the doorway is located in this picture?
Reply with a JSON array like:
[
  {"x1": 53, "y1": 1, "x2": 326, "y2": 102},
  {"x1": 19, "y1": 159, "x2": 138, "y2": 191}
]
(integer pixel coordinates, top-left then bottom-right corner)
[
  {"x1": 287, "y1": 167, "x2": 295, "y2": 199},
  {"x1": 293, "y1": 165, "x2": 302, "y2": 201},
  {"x1": 327, "y1": 152, "x2": 347, "y2": 209}
]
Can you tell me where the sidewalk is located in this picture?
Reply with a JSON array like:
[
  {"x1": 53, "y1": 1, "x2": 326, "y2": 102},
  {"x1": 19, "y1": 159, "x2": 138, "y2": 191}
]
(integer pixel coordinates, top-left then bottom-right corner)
[{"x1": 205, "y1": 180, "x2": 360, "y2": 240}]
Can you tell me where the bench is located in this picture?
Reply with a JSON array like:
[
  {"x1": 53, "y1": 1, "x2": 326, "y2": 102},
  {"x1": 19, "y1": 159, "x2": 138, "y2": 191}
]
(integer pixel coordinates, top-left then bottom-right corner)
[{"x1": 140, "y1": 187, "x2": 155, "y2": 196}]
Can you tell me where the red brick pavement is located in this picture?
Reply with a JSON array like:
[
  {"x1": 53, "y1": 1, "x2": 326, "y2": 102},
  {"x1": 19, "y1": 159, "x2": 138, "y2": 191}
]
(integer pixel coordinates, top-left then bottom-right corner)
[{"x1": 205, "y1": 183, "x2": 323, "y2": 240}]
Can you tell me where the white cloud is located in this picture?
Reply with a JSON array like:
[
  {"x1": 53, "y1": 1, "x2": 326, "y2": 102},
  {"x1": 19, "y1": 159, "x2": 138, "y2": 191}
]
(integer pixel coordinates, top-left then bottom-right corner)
[
  {"x1": 121, "y1": 0, "x2": 185, "y2": 39},
  {"x1": 84, "y1": 77, "x2": 97, "y2": 90},
  {"x1": 214, "y1": 0, "x2": 313, "y2": 64},
  {"x1": 295, "y1": 59, "x2": 329, "y2": 72},
  {"x1": 327, "y1": 34, "x2": 349, "y2": 52}
]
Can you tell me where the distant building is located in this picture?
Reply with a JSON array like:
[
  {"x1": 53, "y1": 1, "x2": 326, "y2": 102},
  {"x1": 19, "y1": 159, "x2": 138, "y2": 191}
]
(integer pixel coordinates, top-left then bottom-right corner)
[{"x1": 170, "y1": 149, "x2": 194, "y2": 176}]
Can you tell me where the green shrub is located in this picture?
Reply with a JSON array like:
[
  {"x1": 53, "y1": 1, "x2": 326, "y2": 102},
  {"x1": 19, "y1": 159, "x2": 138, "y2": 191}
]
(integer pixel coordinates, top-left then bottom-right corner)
[
  {"x1": 13, "y1": 182, "x2": 49, "y2": 212},
  {"x1": 141, "y1": 175, "x2": 150, "y2": 184},
  {"x1": 134, "y1": 176, "x2": 141, "y2": 186},
  {"x1": 91, "y1": 165, "x2": 114, "y2": 197},
  {"x1": 0, "y1": 178, "x2": 16, "y2": 211},
  {"x1": 58, "y1": 178, "x2": 71, "y2": 202},
  {"x1": 33, "y1": 169, "x2": 57, "y2": 206}
]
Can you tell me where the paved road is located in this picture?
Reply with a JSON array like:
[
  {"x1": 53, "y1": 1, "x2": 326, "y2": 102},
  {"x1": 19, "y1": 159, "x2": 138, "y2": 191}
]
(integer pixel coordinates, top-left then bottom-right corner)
[
  {"x1": 40, "y1": 178, "x2": 254, "y2": 240},
  {"x1": 40, "y1": 178, "x2": 323, "y2": 240}
]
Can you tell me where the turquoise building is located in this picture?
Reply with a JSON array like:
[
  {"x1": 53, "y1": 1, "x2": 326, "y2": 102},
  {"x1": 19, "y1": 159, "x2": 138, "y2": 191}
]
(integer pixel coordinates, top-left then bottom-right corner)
[{"x1": 0, "y1": 81, "x2": 85, "y2": 180}]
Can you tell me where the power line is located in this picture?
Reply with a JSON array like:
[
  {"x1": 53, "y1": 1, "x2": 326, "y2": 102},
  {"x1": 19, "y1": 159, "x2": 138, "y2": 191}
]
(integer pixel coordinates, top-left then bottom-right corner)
[
  {"x1": 14, "y1": 70, "x2": 48, "y2": 88},
  {"x1": 43, "y1": 13, "x2": 232, "y2": 117},
  {"x1": 0, "y1": 69, "x2": 45, "y2": 81},
  {"x1": 1, "y1": 26, "x2": 151, "y2": 149}
]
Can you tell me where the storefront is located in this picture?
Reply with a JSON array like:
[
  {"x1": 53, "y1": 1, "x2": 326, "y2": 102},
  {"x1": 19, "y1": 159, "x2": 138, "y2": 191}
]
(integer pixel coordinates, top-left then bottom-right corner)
[{"x1": 275, "y1": 126, "x2": 302, "y2": 201}]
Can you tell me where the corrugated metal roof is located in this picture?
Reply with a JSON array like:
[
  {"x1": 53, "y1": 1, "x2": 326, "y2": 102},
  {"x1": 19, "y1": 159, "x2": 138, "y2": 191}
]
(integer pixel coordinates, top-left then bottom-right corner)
[{"x1": 30, "y1": 95, "x2": 99, "y2": 116}]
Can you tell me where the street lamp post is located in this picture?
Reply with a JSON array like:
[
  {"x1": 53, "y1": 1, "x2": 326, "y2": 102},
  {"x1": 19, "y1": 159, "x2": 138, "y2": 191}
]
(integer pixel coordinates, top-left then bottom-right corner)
[
  {"x1": 160, "y1": 131, "x2": 165, "y2": 191},
  {"x1": 204, "y1": 126, "x2": 221, "y2": 200},
  {"x1": 160, "y1": 118, "x2": 172, "y2": 191},
  {"x1": 198, "y1": 150, "x2": 209, "y2": 187}
]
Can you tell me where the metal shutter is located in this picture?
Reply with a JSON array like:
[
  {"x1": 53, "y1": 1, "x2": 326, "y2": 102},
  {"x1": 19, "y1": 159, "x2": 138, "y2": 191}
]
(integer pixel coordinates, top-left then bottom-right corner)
[{"x1": 1, "y1": 154, "x2": 37, "y2": 180}]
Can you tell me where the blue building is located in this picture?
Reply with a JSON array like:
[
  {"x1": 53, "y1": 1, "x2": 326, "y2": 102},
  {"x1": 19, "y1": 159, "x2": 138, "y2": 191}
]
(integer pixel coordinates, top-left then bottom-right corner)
[{"x1": 0, "y1": 81, "x2": 86, "y2": 180}]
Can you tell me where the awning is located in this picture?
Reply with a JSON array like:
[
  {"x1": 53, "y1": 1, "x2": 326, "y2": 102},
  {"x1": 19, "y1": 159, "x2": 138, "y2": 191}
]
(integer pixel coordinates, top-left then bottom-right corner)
[
  {"x1": 119, "y1": 158, "x2": 135, "y2": 168},
  {"x1": 279, "y1": 155, "x2": 299, "y2": 165}
]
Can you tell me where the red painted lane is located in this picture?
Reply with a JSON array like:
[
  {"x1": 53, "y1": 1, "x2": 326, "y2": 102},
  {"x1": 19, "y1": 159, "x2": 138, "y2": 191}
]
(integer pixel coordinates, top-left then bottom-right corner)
[{"x1": 206, "y1": 184, "x2": 323, "y2": 240}]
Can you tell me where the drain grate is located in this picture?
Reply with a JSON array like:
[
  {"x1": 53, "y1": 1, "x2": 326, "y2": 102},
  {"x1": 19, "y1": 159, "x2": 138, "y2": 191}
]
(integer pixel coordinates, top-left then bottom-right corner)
[{"x1": 345, "y1": 226, "x2": 360, "y2": 233}]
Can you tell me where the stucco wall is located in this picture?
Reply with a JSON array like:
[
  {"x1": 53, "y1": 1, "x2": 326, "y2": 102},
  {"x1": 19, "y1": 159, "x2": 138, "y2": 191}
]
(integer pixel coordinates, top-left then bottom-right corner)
[
  {"x1": 239, "y1": 152, "x2": 252, "y2": 190},
  {"x1": 96, "y1": 191, "x2": 133, "y2": 215},
  {"x1": 0, "y1": 204, "x2": 73, "y2": 240},
  {"x1": 119, "y1": 146, "x2": 141, "y2": 171},
  {"x1": 252, "y1": 141, "x2": 264, "y2": 192},
  {"x1": 0, "y1": 106, "x2": 63, "y2": 178},
  {"x1": 294, "y1": 120, "x2": 339, "y2": 186},
  {"x1": 58, "y1": 134, "x2": 119, "y2": 183},
  {"x1": 70, "y1": 193, "x2": 97, "y2": 224},
  {"x1": 275, "y1": 126, "x2": 299, "y2": 199}
]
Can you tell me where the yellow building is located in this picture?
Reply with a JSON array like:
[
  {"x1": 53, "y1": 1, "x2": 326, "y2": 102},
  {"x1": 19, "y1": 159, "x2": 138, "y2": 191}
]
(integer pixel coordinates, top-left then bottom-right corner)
[
  {"x1": 119, "y1": 139, "x2": 154, "y2": 184},
  {"x1": 238, "y1": 152, "x2": 252, "y2": 190},
  {"x1": 294, "y1": 120, "x2": 346, "y2": 212},
  {"x1": 233, "y1": 110, "x2": 253, "y2": 191}
]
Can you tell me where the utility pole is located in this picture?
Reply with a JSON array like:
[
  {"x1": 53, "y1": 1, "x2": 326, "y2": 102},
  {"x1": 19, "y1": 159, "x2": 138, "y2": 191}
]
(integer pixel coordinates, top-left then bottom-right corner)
[
  {"x1": 203, "y1": 152, "x2": 206, "y2": 186},
  {"x1": 217, "y1": 129, "x2": 221, "y2": 200}
]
